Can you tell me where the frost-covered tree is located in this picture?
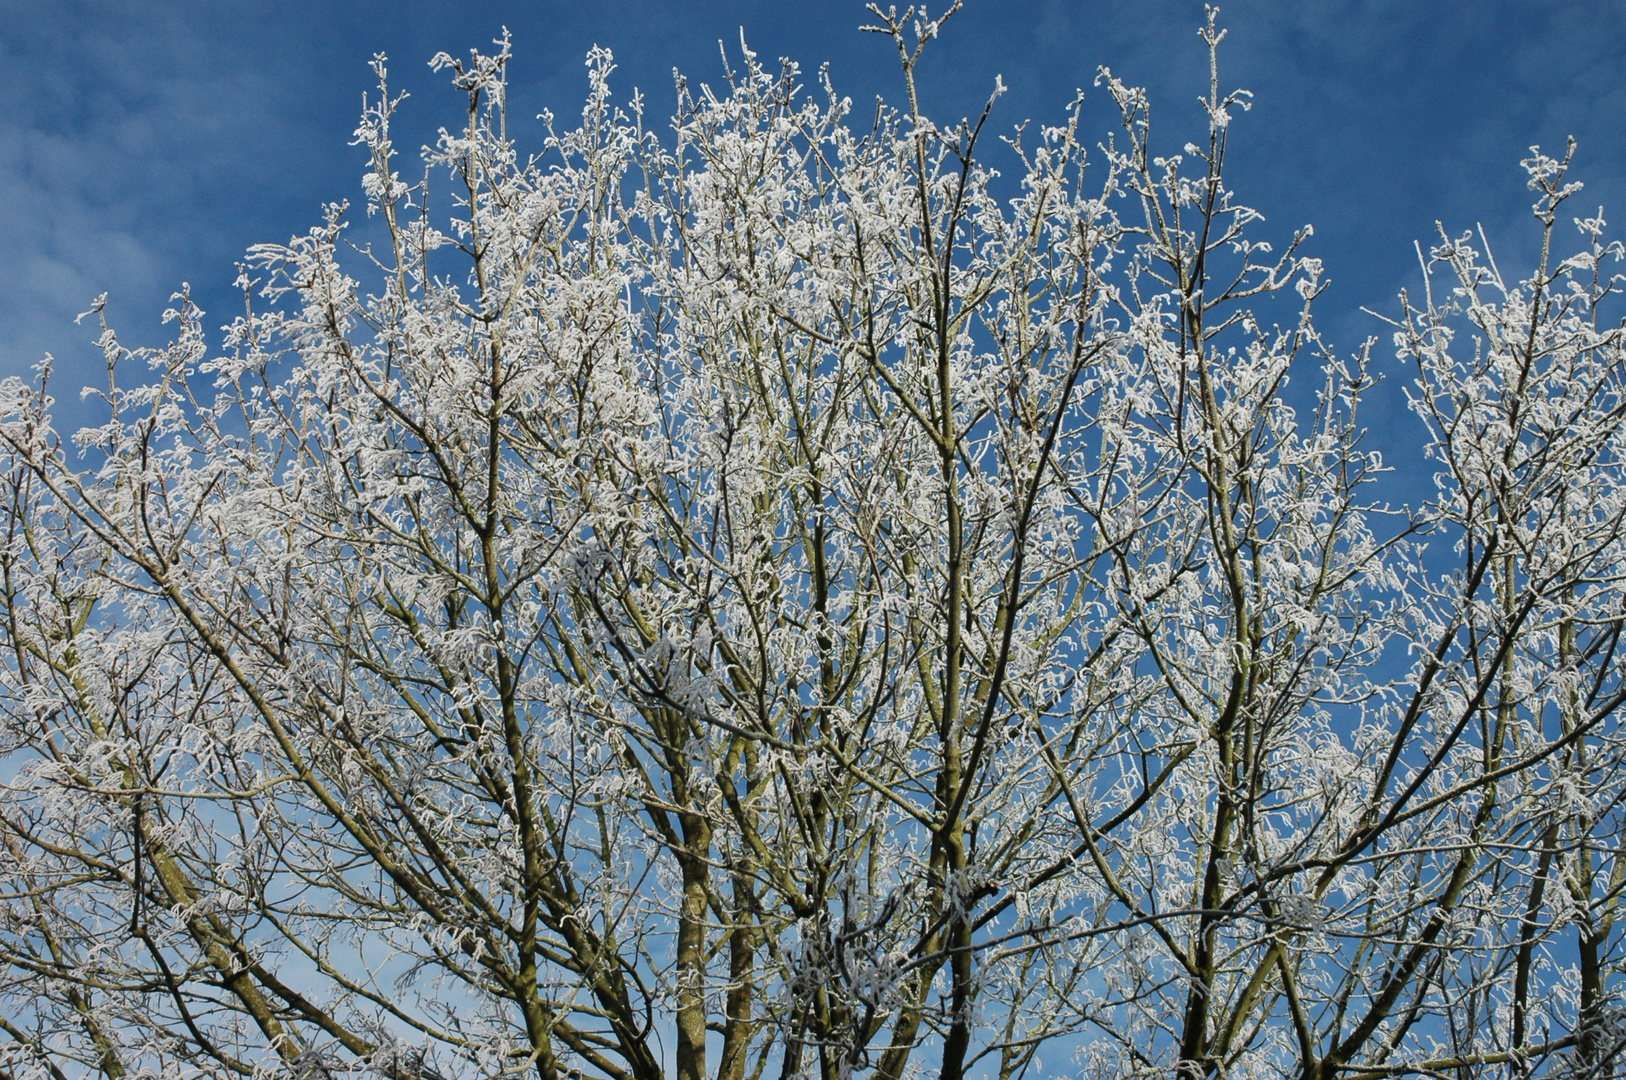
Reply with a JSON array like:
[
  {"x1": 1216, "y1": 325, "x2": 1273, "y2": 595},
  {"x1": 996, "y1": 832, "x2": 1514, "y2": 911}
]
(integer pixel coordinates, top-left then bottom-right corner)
[{"x1": 1, "y1": 7, "x2": 1624, "y2": 1079}]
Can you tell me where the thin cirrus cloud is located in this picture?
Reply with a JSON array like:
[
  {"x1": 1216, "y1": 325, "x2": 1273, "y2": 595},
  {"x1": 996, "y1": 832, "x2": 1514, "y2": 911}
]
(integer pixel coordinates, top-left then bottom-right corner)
[
  {"x1": 0, "y1": 2, "x2": 354, "y2": 423},
  {"x1": 2, "y1": 0, "x2": 1622, "y2": 440}
]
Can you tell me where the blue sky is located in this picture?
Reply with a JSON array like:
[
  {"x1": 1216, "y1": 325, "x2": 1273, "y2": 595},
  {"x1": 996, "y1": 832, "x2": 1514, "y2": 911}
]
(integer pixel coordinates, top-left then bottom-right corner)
[{"x1": 2, "y1": 0, "x2": 1622, "y2": 450}]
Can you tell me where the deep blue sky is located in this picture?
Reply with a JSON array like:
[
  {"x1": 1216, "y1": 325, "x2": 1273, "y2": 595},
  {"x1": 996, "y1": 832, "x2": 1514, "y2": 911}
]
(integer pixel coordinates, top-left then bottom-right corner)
[{"x1": 2, "y1": 1, "x2": 1622, "y2": 454}]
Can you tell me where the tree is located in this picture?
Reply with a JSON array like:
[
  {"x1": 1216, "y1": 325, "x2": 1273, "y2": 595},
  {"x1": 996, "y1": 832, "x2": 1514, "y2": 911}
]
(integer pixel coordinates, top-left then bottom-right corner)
[{"x1": 1, "y1": 7, "x2": 1623, "y2": 1079}]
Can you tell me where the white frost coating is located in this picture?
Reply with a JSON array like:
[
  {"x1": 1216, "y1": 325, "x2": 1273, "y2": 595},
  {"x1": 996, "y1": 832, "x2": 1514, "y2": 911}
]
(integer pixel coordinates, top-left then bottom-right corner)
[{"x1": 0, "y1": 10, "x2": 1624, "y2": 1080}]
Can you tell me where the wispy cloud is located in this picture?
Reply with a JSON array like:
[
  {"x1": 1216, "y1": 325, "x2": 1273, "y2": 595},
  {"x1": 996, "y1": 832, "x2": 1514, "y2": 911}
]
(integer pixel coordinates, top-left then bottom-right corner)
[{"x1": 0, "y1": 1, "x2": 350, "y2": 423}]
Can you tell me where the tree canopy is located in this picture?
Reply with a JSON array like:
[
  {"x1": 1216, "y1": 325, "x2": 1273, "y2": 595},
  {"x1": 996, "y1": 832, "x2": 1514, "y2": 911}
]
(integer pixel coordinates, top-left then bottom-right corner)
[{"x1": 2, "y1": 8, "x2": 1624, "y2": 1080}]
